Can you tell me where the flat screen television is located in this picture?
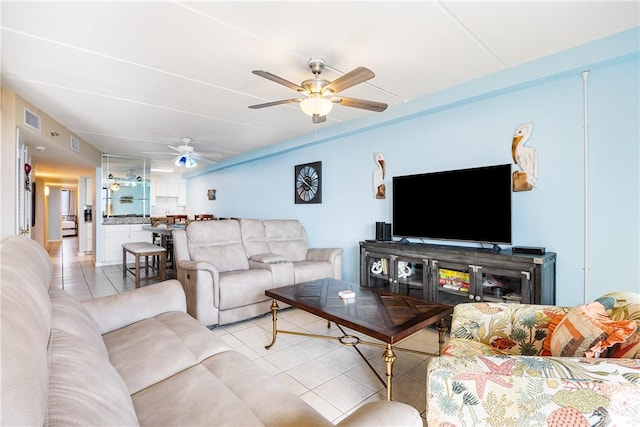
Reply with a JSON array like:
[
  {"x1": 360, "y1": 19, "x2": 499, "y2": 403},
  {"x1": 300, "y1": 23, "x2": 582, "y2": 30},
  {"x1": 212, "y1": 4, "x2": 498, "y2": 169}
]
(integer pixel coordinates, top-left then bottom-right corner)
[{"x1": 392, "y1": 164, "x2": 512, "y2": 245}]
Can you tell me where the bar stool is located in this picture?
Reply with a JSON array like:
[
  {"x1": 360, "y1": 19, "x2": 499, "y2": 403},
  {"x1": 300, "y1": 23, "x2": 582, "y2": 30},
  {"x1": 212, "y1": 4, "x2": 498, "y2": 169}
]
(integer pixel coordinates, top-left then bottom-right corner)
[
  {"x1": 194, "y1": 214, "x2": 215, "y2": 221},
  {"x1": 166, "y1": 214, "x2": 187, "y2": 225},
  {"x1": 122, "y1": 242, "x2": 166, "y2": 288}
]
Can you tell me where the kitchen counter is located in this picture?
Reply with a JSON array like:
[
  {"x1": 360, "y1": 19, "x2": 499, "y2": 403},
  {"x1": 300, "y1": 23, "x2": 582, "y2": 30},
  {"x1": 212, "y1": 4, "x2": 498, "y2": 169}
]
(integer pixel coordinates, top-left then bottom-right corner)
[{"x1": 102, "y1": 217, "x2": 151, "y2": 225}]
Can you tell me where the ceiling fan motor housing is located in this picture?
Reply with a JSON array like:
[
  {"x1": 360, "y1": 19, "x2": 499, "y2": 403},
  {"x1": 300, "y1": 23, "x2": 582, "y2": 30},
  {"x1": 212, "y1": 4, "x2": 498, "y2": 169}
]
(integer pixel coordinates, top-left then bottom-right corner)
[{"x1": 307, "y1": 58, "x2": 326, "y2": 75}]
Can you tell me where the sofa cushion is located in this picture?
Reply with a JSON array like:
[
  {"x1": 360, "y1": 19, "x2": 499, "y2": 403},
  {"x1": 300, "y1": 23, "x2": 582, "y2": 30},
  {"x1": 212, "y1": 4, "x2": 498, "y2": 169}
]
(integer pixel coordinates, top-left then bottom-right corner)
[
  {"x1": 550, "y1": 301, "x2": 636, "y2": 357},
  {"x1": 240, "y1": 218, "x2": 270, "y2": 257},
  {"x1": 219, "y1": 269, "x2": 273, "y2": 310},
  {"x1": 187, "y1": 220, "x2": 249, "y2": 272},
  {"x1": 46, "y1": 328, "x2": 139, "y2": 426},
  {"x1": 263, "y1": 220, "x2": 309, "y2": 262},
  {"x1": 201, "y1": 350, "x2": 334, "y2": 427},
  {"x1": 49, "y1": 287, "x2": 108, "y2": 358},
  {"x1": 103, "y1": 311, "x2": 232, "y2": 394},
  {"x1": 132, "y1": 362, "x2": 265, "y2": 426}
]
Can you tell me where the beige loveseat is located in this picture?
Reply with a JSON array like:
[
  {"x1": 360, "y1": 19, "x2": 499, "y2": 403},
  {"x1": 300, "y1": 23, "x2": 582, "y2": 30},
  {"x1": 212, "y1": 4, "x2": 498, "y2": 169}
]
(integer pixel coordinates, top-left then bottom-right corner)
[
  {"x1": 1, "y1": 235, "x2": 421, "y2": 426},
  {"x1": 173, "y1": 218, "x2": 343, "y2": 327}
]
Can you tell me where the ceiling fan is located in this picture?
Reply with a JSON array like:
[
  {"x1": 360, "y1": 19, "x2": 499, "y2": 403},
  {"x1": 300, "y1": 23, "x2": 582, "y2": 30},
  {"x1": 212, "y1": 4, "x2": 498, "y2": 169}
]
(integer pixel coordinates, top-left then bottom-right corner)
[
  {"x1": 249, "y1": 58, "x2": 388, "y2": 124},
  {"x1": 144, "y1": 137, "x2": 219, "y2": 168}
]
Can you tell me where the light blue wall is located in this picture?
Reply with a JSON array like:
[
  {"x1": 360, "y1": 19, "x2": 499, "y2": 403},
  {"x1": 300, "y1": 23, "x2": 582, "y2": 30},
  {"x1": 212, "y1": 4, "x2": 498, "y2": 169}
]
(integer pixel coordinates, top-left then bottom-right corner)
[{"x1": 185, "y1": 29, "x2": 639, "y2": 306}]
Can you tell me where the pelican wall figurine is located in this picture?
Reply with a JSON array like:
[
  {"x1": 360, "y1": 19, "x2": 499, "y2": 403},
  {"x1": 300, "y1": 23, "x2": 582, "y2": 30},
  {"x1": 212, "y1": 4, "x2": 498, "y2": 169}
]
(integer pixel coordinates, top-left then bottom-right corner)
[
  {"x1": 511, "y1": 122, "x2": 537, "y2": 191},
  {"x1": 373, "y1": 152, "x2": 386, "y2": 199}
]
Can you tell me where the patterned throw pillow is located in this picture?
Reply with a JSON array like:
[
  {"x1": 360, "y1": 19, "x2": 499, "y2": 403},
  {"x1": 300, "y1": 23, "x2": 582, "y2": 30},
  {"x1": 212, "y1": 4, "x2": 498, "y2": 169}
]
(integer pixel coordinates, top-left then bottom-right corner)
[
  {"x1": 597, "y1": 292, "x2": 640, "y2": 358},
  {"x1": 549, "y1": 301, "x2": 636, "y2": 357},
  {"x1": 541, "y1": 310, "x2": 566, "y2": 356}
]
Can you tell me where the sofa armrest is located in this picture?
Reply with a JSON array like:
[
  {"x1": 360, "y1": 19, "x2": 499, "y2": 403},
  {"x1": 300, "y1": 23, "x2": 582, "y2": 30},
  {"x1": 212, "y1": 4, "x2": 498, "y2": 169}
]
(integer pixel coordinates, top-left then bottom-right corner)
[
  {"x1": 307, "y1": 247, "x2": 342, "y2": 263},
  {"x1": 82, "y1": 280, "x2": 186, "y2": 334},
  {"x1": 249, "y1": 253, "x2": 288, "y2": 264},
  {"x1": 427, "y1": 355, "x2": 640, "y2": 426},
  {"x1": 336, "y1": 401, "x2": 422, "y2": 427},
  {"x1": 307, "y1": 247, "x2": 343, "y2": 279}
]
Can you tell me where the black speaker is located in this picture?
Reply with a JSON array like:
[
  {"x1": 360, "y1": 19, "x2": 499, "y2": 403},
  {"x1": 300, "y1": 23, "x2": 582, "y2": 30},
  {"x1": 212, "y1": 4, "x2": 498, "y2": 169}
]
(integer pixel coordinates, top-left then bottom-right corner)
[
  {"x1": 375, "y1": 222, "x2": 385, "y2": 241},
  {"x1": 383, "y1": 223, "x2": 392, "y2": 241}
]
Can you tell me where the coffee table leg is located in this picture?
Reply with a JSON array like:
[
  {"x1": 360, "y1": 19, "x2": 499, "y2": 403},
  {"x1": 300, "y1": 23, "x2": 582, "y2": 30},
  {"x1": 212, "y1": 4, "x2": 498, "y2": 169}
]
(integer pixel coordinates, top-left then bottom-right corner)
[
  {"x1": 437, "y1": 317, "x2": 448, "y2": 355},
  {"x1": 265, "y1": 299, "x2": 279, "y2": 350},
  {"x1": 383, "y1": 343, "x2": 397, "y2": 401}
]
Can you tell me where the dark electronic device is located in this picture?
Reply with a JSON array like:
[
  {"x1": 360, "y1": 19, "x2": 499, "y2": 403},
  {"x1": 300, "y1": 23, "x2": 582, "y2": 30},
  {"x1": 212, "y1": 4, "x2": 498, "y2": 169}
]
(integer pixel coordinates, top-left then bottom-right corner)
[
  {"x1": 392, "y1": 164, "x2": 512, "y2": 245},
  {"x1": 512, "y1": 246, "x2": 546, "y2": 255}
]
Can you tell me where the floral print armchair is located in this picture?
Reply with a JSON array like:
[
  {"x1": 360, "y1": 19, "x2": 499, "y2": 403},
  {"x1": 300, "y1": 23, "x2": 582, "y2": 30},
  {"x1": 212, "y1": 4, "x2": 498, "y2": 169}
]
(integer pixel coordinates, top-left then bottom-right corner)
[{"x1": 426, "y1": 292, "x2": 640, "y2": 426}]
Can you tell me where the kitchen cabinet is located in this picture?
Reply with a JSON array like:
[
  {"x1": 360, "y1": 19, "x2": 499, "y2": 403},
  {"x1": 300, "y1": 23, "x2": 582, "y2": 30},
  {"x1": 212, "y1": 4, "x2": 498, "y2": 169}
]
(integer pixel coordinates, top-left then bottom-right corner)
[{"x1": 101, "y1": 224, "x2": 151, "y2": 265}]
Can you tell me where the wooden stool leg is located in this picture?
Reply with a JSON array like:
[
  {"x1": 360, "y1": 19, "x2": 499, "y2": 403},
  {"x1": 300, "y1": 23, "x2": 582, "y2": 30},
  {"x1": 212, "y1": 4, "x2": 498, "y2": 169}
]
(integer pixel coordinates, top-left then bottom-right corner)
[
  {"x1": 160, "y1": 251, "x2": 166, "y2": 282},
  {"x1": 135, "y1": 254, "x2": 141, "y2": 288}
]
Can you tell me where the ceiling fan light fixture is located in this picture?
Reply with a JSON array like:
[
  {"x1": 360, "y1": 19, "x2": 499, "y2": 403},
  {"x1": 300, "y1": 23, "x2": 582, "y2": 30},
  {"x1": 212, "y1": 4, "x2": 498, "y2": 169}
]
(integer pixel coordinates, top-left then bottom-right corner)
[
  {"x1": 300, "y1": 96, "x2": 333, "y2": 117},
  {"x1": 174, "y1": 154, "x2": 198, "y2": 168}
]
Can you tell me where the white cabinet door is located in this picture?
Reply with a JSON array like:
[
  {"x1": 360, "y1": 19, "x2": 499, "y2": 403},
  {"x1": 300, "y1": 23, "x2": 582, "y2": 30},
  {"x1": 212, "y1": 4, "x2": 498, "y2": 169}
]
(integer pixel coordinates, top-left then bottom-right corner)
[
  {"x1": 102, "y1": 225, "x2": 153, "y2": 265},
  {"x1": 130, "y1": 225, "x2": 152, "y2": 244},
  {"x1": 85, "y1": 223, "x2": 93, "y2": 254},
  {"x1": 177, "y1": 182, "x2": 187, "y2": 206},
  {"x1": 156, "y1": 182, "x2": 179, "y2": 197},
  {"x1": 103, "y1": 225, "x2": 131, "y2": 265}
]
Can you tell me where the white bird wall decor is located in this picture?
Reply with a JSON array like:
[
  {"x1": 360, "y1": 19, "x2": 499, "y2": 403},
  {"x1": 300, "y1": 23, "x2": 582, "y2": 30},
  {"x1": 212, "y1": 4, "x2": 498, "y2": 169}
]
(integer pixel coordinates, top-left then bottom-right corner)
[
  {"x1": 373, "y1": 153, "x2": 386, "y2": 199},
  {"x1": 511, "y1": 122, "x2": 537, "y2": 191}
]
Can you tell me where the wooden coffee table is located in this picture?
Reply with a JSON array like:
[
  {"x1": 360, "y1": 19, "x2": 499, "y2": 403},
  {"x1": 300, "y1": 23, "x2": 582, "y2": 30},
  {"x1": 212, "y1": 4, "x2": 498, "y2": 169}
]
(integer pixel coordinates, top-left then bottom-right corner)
[{"x1": 264, "y1": 278, "x2": 453, "y2": 401}]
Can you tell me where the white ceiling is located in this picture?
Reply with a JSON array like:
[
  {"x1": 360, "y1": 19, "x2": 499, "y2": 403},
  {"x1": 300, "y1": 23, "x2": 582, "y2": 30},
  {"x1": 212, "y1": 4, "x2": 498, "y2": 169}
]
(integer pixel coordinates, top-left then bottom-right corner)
[{"x1": 2, "y1": 1, "x2": 638, "y2": 179}]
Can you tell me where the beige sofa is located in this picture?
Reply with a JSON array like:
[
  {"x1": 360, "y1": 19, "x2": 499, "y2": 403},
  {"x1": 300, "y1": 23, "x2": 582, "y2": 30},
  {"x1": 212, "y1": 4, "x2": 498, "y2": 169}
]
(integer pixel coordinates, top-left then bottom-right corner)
[
  {"x1": 1, "y1": 235, "x2": 422, "y2": 426},
  {"x1": 173, "y1": 218, "x2": 343, "y2": 327}
]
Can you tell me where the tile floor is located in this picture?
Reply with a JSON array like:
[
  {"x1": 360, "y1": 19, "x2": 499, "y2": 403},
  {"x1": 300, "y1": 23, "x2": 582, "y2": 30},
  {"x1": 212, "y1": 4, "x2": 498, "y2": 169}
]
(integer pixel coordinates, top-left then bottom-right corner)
[{"x1": 49, "y1": 237, "x2": 445, "y2": 425}]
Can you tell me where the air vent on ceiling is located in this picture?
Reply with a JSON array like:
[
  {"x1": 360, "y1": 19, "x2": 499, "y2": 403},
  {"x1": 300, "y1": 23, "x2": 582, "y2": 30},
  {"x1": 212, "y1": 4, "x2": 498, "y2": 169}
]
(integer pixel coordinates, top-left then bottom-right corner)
[
  {"x1": 70, "y1": 136, "x2": 80, "y2": 153},
  {"x1": 24, "y1": 108, "x2": 41, "y2": 132}
]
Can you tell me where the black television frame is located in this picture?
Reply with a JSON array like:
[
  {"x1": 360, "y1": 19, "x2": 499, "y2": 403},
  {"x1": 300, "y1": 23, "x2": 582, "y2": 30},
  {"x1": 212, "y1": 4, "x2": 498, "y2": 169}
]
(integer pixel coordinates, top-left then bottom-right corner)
[{"x1": 392, "y1": 164, "x2": 512, "y2": 245}]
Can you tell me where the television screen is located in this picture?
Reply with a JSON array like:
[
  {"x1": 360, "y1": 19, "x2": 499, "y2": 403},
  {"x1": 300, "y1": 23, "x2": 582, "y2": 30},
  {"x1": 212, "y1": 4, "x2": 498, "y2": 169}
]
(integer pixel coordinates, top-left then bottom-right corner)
[{"x1": 392, "y1": 164, "x2": 512, "y2": 244}]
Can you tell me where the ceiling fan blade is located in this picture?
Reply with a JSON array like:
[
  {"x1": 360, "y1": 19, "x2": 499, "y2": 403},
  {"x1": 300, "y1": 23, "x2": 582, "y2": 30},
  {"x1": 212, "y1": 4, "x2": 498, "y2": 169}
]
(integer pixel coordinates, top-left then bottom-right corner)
[
  {"x1": 333, "y1": 96, "x2": 388, "y2": 112},
  {"x1": 252, "y1": 70, "x2": 306, "y2": 92},
  {"x1": 248, "y1": 99, "x2": 302, "y2": 109},
  {"x1": 325, "y1": 67, "x2": 375, "y2": 94},
  {"x1": 168, "y1": 145, "x2": 183, "y2": 153},
  {"x1": 312, "y1": 115, "x2": 327, "y2": 124},
  {"x1": 198, "y1": 157, "x2": 219, "y2": 164}
]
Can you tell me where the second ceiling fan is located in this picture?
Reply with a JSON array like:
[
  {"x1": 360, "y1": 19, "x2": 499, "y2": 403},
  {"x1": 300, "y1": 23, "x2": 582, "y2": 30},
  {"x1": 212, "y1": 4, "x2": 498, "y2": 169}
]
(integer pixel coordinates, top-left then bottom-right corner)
[{"x1": 249, "y1": 58, "x2": 388, "y2": 124}]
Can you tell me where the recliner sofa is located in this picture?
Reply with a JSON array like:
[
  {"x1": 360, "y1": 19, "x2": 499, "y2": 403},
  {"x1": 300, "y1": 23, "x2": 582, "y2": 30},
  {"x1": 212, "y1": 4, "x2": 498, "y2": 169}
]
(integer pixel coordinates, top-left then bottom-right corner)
[
  {"x1": 1, "y1": 235, "x2": 421, "y2": 427},
  {"x1": 173, "y1": 218, "x2": 343, "y2": 327}
]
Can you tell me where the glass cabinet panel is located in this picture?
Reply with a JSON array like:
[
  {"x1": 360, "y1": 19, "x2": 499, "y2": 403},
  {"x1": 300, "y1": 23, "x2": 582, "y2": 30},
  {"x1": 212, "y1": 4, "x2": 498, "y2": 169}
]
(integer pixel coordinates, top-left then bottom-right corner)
[
  {"x1": 101, "y1": 154, "x2": 150, "y2": 218},
  {"x1": 365, "y1": 251, "x2": 392, "y2": 290},
  {"x1": 479, "y1": 266, "x2": 533, "y2": 304},
  {"x1": 395, "y1": 256, "x2": 428, "y2": 299},
  {"x1": 432, "y1": 260, "x2": 474, "y2": 306}
]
